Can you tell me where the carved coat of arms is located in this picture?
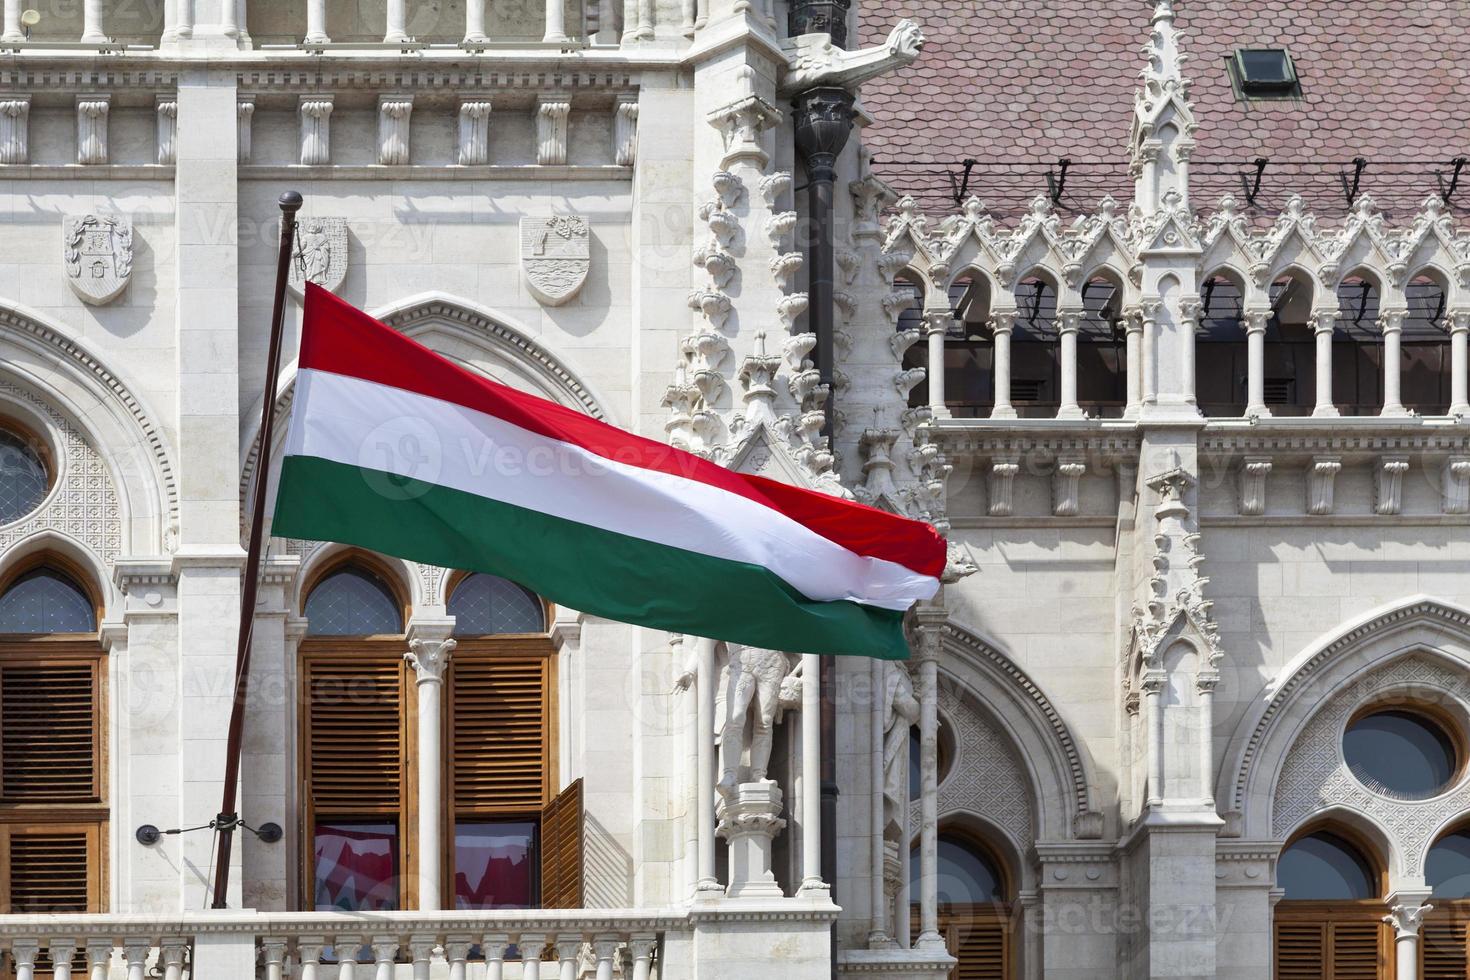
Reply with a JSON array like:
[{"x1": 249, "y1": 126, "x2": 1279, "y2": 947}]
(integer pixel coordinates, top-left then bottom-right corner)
[
  {"x1": 63, "y1": 214, "x2": 133, "y2": 306},
  {"x1": 520, "y1": 214, "x2": 589, "y2": 306},
  {"x1": 287, "y1": 217, "x2": 348, "y2": 298}
]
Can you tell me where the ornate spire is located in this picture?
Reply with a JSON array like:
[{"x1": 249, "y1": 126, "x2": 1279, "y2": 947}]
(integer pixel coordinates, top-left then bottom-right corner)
[{"x1": 1131, "y1": 0, "x2": 1196, "y2": 213}]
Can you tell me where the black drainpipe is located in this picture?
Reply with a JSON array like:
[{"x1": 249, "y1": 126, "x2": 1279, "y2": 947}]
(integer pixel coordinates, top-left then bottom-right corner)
[{"x1": 790, "y1": 1, "x2": 855, "y2": 963}]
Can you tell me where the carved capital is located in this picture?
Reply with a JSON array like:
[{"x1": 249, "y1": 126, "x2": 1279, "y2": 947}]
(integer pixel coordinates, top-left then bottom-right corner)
[
  {"x1": 1384, "y1": 902, "x2": 1433, "y2": 937},
  {"x1": 405, "y1": 636, "x2": 456, "y2": 683}
]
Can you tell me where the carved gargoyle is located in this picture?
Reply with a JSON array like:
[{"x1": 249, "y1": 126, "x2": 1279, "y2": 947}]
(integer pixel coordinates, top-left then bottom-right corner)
[{"x1": 780, "y1": 19, "x2": 925, "y2": 94}]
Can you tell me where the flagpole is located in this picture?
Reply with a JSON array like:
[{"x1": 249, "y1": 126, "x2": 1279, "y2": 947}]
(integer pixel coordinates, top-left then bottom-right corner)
[{"x1": 211, "y1": 190, "x2": 303, "y2": 909}]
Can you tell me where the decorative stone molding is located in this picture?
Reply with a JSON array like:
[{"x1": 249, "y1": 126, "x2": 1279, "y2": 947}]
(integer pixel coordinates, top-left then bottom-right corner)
[
  {"x1": 1443, "y1": 457, "x2": 1470, "y2": 514},
  {"x1": 613, "y1": 97, "x2": 638, "y2": 167},
  {"x1": 236, "y1": 98, "x2": 255, "y2": 163},
  {"x1": 520, "y1": 214, "x2": 590, "y2": 306},
  {"x1": 457, "y1": 99, "x2": 492, "y2": 165},
  {"x1": 706, "y1": 66, "x2": 781, "y2": 170},
  {"x1": 931, "y1": 683, "x2": 1034, "y2": 847},
  {"x1": 0, "y1": 95, "x2": 29, "y2": 164},
  {"x1": 715, "y1": 781, "x2": 786, "y2": 899},
  {"x1": 737, "y1": 332, "x2": 783, "y2": 428},
  {"x1": 1307, "y1": 455, "x2": 1342, "y2": 515},
  {"x1": 76, "y1": 95, "x2": 110, "y2": 165},
  {"x1": 536, "y1": 98, "x2": 570, "y2": 166},
  {"x1": 1237, "y1": 455, "x2": 1271, "y2": 516},
  {"x1": 1374, "y1": 455, "x2": 1410, "y2": 516},
  {"x1": 287, "y1": 217, "x2": 347, "y2": 297},
  {"x1": 780, "y1": 19, "x2": 925, "y2": 94},
  {"x1": 155, "y1": 95, "x2": 177, "y2": 165},
  {"x1": 63, "y1": 213, "x2": 132, "y2": 306},
  {"x1": 404, "y1": 636, "x2": 456, "y2": 684},
  {"x1": 299, "y1": 96, "x2": 333, "y2": 166},
  {"x1": 1384, "y1": 903, "x2": 1433, "y2": 937},
  {"x1": 987, "y1": 455, "x2": 1019, "y2": 516},
  {"x1": 376, "y1": 95, "x2": 413, "y2": 166},
  {"x1": 1052, "y1": 456, "x2": 1086, "y2": 516}
]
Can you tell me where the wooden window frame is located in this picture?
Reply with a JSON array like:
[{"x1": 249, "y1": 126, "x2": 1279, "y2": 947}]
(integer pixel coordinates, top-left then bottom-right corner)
[{"x1": 1273, "y1": 902, "x2": 1391, "y2": 979}]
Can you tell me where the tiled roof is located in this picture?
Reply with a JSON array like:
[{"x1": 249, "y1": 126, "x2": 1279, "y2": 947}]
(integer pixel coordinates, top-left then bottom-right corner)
[{"x1": 858, "y1": 0, "x2": 1470, "y2": 221}]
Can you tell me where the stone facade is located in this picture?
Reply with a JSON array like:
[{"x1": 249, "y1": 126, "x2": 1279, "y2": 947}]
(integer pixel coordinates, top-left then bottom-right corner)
[{"x1": 0, "y1": 0, "x2": 1463, "y2": 978}]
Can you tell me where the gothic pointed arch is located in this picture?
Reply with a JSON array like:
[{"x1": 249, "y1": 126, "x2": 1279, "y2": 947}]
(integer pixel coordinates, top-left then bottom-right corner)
[
  {"x1": 0, "y1": 303, "x2": 177, "y2": 557},
  {"x1": 936, "y1": 618, "x2": 1101, "y2": 843},
  {"x1": 1224, "y1": 596, "x2": 1470, "y2": 855}
]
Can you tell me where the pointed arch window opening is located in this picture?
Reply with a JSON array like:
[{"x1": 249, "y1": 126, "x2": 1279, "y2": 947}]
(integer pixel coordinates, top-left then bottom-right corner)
[
  {"x1": 1334, "y1": 276, "x2": 1387, "y2": 417},
  {"x1": 1402, "y1": 274, "x2": 1453, "y2": 415},
  {"x1": 1197, "y1": 273, "x2": 1319, "y2": 417},
  {"x1": 917, "y1": 275, "x2": 995, "y2": 418},
  {"x1": 303, "y1": 564, "x2": 405, "y2": 637},
  {"x1": 1009, "y1": 276, "x2": 1061, "y2": 417},
  {"x1": 0, "y1": 566, "x2": 97, "y2": 635},
  {"x1": 907, "y1": 830, "x2": 1013, "y2": 977},
  {"x1": 448, "y1": 573, "x2": 546, "y2": 637},
  {"x1": 1076, "y1": 277, "x2": 1127, "y2": 417}
]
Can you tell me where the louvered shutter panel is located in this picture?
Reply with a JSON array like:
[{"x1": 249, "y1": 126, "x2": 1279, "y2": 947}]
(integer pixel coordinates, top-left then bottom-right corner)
[
  {"x1": 1275, "y1": 920, "x2": 1325, "y2": 980},
  {"x1": 451, "y1": 656, "x2": 548, "y2": 812},
  {"x1": 1423, "y1": 919, "x2": 1468, "y2": 980},
  {"x1": 306, "y1": 657, "x2": 404, "y2": 812},
  {"x1": 0, "y1": 662, "x2": 97, "y2": 802},
  {"x1": 2, "y1": 827, "x2": 94, "y2": 913},
  {"x1": 951, "y1": 914, "x2": 1006, "y2": 980},
  {"x1": 1329, "y1": 920, "x2": 1383, "y2": 979},
  {"x1": 540, "y1": 778, "x2": 582, "y2": 909}
]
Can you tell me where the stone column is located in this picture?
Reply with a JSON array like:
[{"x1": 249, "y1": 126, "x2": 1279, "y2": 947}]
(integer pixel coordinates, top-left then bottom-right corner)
[
  {"x1": 1125, "y1": 307, "x2": 1143, "y2": 417},
  {"x1": 596, "y1": 0, "x2": 618, "y2": 43},
  {"x1": 695, "y1": 636, "x2": 718, "y2": 893},
  {"x1": 1143, "y1": 670, "x2": 1164, "y2": 806},
  {"x1": 384, "y1": 0, "x2": 407, "y2": 41},
  {"x1": 1141, "y1": 300, "x2": 1160, "y2": 407},
  {"x1": 1197, "y1": 669, "x2": 1218, "y2": 805},
  {"x1": 798, "y1": 652, "x2": 825, "y2": 896},
  {"x1": 305, "y1": 0, "x2": 328, "y2": 42},
  {"x1": 543, "y1": 0, "x2": 568, "y2": 43},
  {"x1": 913, "y1": 607, "x2": 946, "y2": 951},
  {"x1": 2, "y1": 0, "x2": 20, "y2": 41},
  {"x1": 1179, "y1": 298, "x2": 1201, "y2": 407},
  {"x1": 1312, "y1": 310, "x2": 1339, "y2": 417},
  {"x1": 868, "y1": 659, "x2": 889, "y2": 945},
  {"x1": 1057, "y1": 310, "x2": 1083, "y2": 419},
  {"x1": 1384, "y1": 899, "x2": 1433, "y2": 980},
  {"x1": 924, "y1": 311, "x2": 951, "y2": 417},
  {"x1": 463, "y1": 0, "x2": 487, "y2": 41},
  {"x1": 990, "y1": 311, "x2": 1017, "y2": 419},
  {"x1": 405, "y1": 620, "x2": 456, "y2": 910},
  {"x1": 1450, "y1": 312, "x2": 1470, "y2": 416},
  {"x1": 1380, "y1": 310, "x2": 1408, "y2": 416},
  {"x1": 81, "y1": 0, "x2": 105, "y2": 41},
  {"x1": 219, "y1": 0, "x2": 237, "y2": 37},
  {"x1": 1244, "y1": 309, "x2": 1269, "y2": 417}
]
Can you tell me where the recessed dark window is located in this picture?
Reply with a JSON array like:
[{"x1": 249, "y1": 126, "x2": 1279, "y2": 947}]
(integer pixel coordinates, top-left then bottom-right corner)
[
  {"x1": 1278, "y1": 831, "x2": 1377, "y2": 900},
  {"x1": 1343, "y1": 709, "x2": 1458, "y2": 800},
  {"x1": 909, "y1": 834, "x2": 1006, "y2": 906},
  {"x1": 1427, "y1": 831, "x2": 1470, "y2": 899},
  {"x1": 1230, "y1": 48, "x2": 1301, "y2": 99}
]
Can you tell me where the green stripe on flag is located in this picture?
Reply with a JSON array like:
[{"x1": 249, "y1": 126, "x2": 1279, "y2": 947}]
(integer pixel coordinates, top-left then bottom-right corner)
[{"x1": 272, "y1": 454, "x2": 912, "y2": 659}]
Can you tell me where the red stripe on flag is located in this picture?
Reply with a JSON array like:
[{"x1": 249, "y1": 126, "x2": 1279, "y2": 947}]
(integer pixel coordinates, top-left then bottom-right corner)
[{"x1": 297, "y1": 284, "x2": 946, "y2": 580}]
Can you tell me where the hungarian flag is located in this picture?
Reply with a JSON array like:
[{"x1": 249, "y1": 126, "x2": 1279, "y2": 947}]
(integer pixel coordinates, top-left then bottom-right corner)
[{"x1": 271, "y1": 284, "x2": 946, "y2": 659}]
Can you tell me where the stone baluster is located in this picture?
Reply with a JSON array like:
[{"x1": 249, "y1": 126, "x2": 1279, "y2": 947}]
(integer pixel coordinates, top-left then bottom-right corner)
[
  {"x1": 554, "y1": 935, "x2": 582, "y2": 980},
  {"x1": 0, "y1": 95, "x2": 29, "y2": 164},
  {"x1": 1312, "y1": 309, "x2": 1338, "y2": 416},
  {"x1": 1380, "y1": 309, "x2": 1408, "y2": 416},
  {"x1": 481, "y1": 934, "x2": 510, "y2": 980},
  {"x1": 122, "y1": 940, "x2": 149, "y2": 980},
  {"x1": 160, "y1": 939, "x2": 189, "y2": 980},
  {"x1": 334, "y1": 935, "x2": 361, "y2": 980},
  {"x1": 85, "y1": 941, "x2": 111, "y2": 980},
  {"x1": 219, "y1": 0, "x2": 238, "y2": 37},
  {"x1": 407, "y1": 937, "x2": 433, "y2": 980},
  {"x1": 406, "y1": 622, "x2": 455, "y2": 910},
  {"x1": 1385, "y1": 900, "x2": 1433, "y2": 980},
  {"x1": 81, "y1": 0, "x2": 105, "y2": 42},
  {"x1": 629, "y1": 934, "x2": 656, "y2": 980},
  {"x1": 370, "y1": 937, "x2": 397, "y2": 980},
  {"x1": 1450, "y1": 311, "x2": 1470, "y2": 416},
  {"x1": 12, "y1": 940, "x2": 39, "y2": 980},
  {"x1": 464, "y1": 0, "x2": 487, "y2": 41},
  {"x1": 384, "y1": 0, "x2": 407, "y2": 41},
  {"x1": 990, "y1": 311, "x2": 1017, "y2": 419},
  {"x1": 261, "y1": 939, "x2": 287, "y2": 980},
  {"x1": 297, "y1": 937, "x2": 326, "y2": 980},
  {"x1": 518, "y1": 934, "x2": 546, "y2": 980},
  {"x1": 168, "y1": 0, "x2": 195, "y2": 39},
  {"x1": 1057, "y1": 309, "x2": 1084, "y2": 418},
  {"x1": 48, "y1": 942, "x2": 77, "y2": 980},
  {"x1": 76, "y1": 95, "x2": 110, "y2": 166},
  {"x1": 924, "y1": 311, "x2": 951, "y2": 416},
  {"x1": 592, "y1": 939, "x2": 618, "y2": 980},
  {"x1": 305, "y1": 0, "x2": 329, "y2": 42},
  {"x1": 2, "y1": 0, "x2": 19, "y2": 41},
  {"x1": 913, "y1": 606, "x2": 945, "y2": 951},
  {"x1": 1124, "y1": 307, "x2": 1143, "y2": 417},
  {"x1": 444, "y1": 937, "x2": 472, "y2": 980},
  {"x1": 543, "y1": 0, "x2": 568, "y2": 42}
]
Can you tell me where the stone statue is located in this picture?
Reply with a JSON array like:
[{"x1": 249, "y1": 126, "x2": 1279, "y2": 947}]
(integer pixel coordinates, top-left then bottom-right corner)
[
  {"x1": 675, "y1": 640, "x2": 802, "y2": 799},
  {"x1": 299, "y1": 221, "x2": 331, "y2": 284},
  {"x1": 880, "y1": 661, "x2": 920, "y2": 839}
]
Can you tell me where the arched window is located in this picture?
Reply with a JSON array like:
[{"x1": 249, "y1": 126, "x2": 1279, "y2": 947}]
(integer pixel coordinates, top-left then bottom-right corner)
[
  {"x1": 1011, "y1": 275, "x2": 1059, "y2": 416},
  {"x1": 443, "y1": 572, "x2": 573, "y2": 911},
  {"x1": 1423, "y1": 830, "x2": 1470, "y2": 974},
  {"x1": 1077, "y1": 275, "x2": 1126, "y2": 417},
  {"x1": 923, "y1": 274, "x2": 995, "y2": 418},
  {"x1": 300, "y1": 559, "x2": 409, "y2": 911},
  {"x1": 1262, "y1": 273, "x2": 1317, "y2": 416},
  {"x1": 910, "y1": 830, "x2": 1012, "y2": 977},
  {"x1": 0, "y1": 425, "x2": 51, "y2": 525},
  {"x1": 1275, "y1": 828, "x2": 1388, "y2": 977},
  {"x1": 1335, "y1": 274, "x2": 1386, "y2": 416},
  {"x1": 1403, "y1": 273, "x2": 1452, "y2": 414},
  {"x1": 0, "y1": 560, "x2": 105, "y2": 914},
  {"x1": 1196, "y1": 272, "x2": 1248, "y2": 416}
]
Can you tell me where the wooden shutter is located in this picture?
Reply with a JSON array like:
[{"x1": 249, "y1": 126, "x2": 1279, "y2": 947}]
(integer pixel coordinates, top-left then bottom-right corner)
[
  {"x1": 0, "y1": 824, "x2": 99, "y2": 913},
  {"x1": 0, "y1": 660, "x2": 99, "y2": 802},
  {"x1": 1275, "y1": 920, "x2": 1325, "y2": 980},
  {"x1": 949, "y1": 912, "x2": 1006, "y2": 980},
  {"x1": 304, "y1": 656, "x2": 404, "y2": 812},
  {"x1": 1275, "y1": 915, "x2": 1386, "y2": 980},
  {"x1": 1329, "y1": 920, "x2": 1384, "y2": 979},
  {"x1": 539, "y1": 778, "x2": 582, "y2": 909},
  {"x1": 1423, "y1": 919, "x2": 1468, "y2": 980},
  {"x1": 450, "y1": 655, "x2": 549, "y2": 812}
]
